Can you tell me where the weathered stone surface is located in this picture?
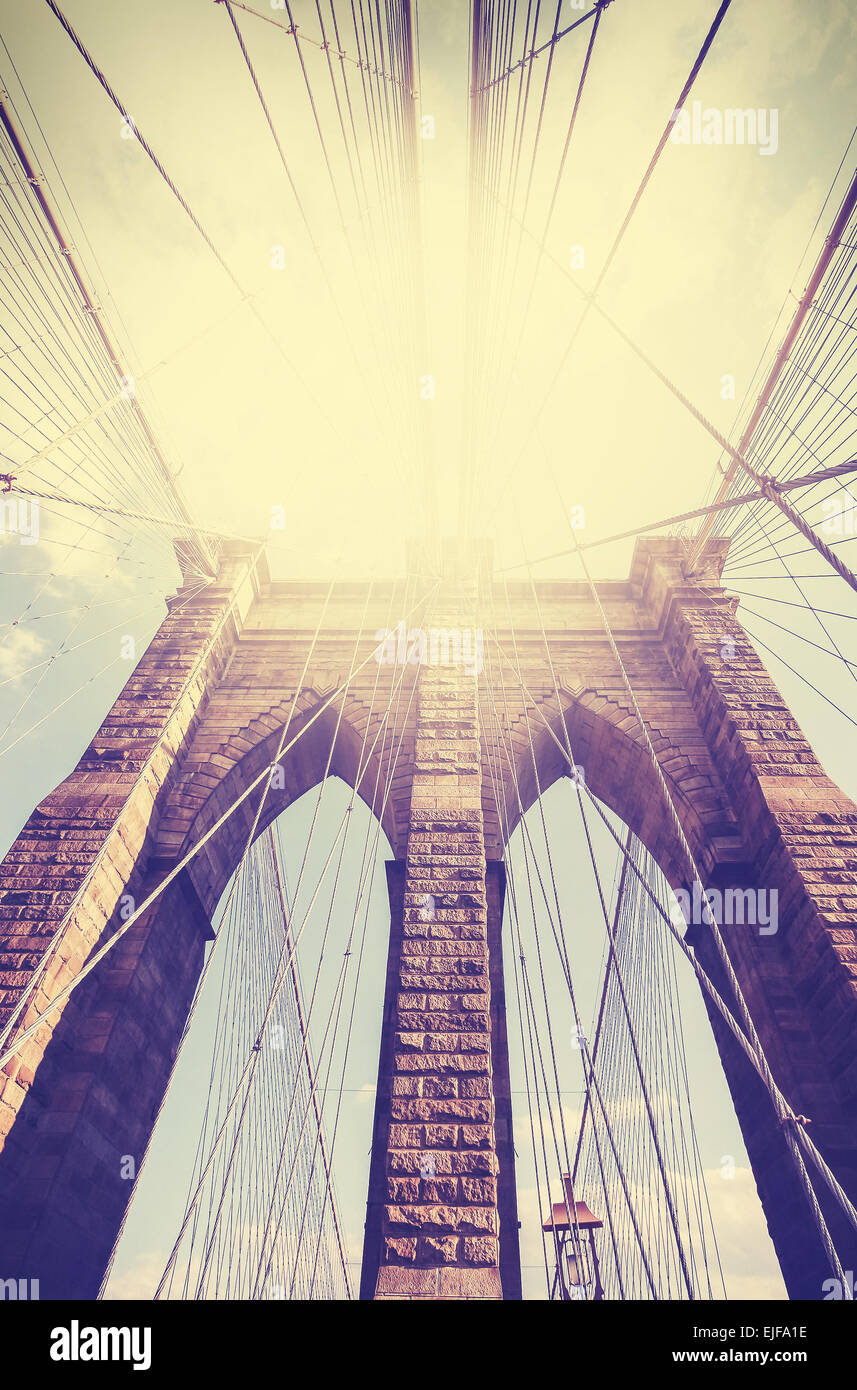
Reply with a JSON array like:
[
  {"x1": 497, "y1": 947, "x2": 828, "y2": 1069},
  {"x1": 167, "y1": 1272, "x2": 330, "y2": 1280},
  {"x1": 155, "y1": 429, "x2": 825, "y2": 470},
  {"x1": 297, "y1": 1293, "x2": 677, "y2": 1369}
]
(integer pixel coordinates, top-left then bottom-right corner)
[
  {"x1": 460, "y1": 1177, "x2": 497, "y2": 1205},
  {"x1": 420, "y1": 1235, "x2": 459, "y2": 1263},
  {"x1": 384, "y1": 1236, "x2": 417, "y2": 1264},
  {"x1": 461, "y1": 1236, "x2": 500, "y2": 1266},
  {"x1": 390, "y1": 1098, "x2": 492, "y2": 1123},
  {"x1": 367, "y1": 582, "x2": 507, "y2": 1298}
]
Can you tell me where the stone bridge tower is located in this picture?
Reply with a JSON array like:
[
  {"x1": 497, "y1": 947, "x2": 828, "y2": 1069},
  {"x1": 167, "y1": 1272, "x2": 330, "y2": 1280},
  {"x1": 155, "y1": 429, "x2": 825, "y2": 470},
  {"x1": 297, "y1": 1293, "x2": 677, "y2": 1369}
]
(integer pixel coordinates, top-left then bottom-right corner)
[{"x1": 0, "y1": 535, "x2": 856, "y2": 1300}]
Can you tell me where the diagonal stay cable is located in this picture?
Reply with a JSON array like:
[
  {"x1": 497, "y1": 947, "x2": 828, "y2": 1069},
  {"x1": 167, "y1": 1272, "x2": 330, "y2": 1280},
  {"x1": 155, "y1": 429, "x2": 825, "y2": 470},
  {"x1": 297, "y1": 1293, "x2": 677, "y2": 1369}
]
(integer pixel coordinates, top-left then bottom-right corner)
[
  {"x1": 43, "y1": 0, "x2": 349, "y2": 448},
  {"x1": 0, "y1": 575, "x2": 440, "y2": 1072},
  {"x1": 485, "y1": 589, "x2": 857, "y2": 1287},
  {"x1": 485, "y1": 0, "x2": 735, "y2": 521}
]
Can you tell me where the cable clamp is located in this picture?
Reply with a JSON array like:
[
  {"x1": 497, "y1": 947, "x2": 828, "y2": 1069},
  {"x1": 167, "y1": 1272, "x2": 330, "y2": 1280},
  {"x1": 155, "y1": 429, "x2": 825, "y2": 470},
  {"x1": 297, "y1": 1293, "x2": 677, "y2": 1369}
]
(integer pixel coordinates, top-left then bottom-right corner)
[
  {"x1": 779, "y1": 1111, "x2": 811, "y2": 1131},
  {"x1": 757, "y1": 472, "x2": 781, "y2": 497}
]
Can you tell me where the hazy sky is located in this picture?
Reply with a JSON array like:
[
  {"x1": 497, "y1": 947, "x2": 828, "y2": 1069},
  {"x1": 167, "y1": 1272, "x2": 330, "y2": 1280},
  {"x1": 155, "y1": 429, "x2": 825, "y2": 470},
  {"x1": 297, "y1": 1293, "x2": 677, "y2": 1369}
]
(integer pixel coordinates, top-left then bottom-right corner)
[{"x1": 1, "y1": 0, "x2": 855, "y2": 574}]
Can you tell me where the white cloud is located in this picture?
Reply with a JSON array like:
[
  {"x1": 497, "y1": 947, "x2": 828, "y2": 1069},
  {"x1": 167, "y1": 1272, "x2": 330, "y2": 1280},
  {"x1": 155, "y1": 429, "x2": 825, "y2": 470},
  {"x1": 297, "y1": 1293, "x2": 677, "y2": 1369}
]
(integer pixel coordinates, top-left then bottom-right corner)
[
  {"x1": 102, "y1": 1250, "x2": 165, "y2": 1301},
  {"x1": 0, "y1": 624, "x2": 49, "y2": 683}
]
